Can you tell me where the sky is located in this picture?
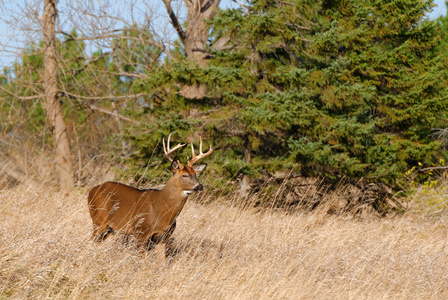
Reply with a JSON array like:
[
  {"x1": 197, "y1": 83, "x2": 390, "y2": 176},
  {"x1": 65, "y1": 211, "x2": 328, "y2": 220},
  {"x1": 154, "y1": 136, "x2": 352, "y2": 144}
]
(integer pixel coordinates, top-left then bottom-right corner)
[
  {"x1": 0, "y1": 0, "x2": 445, "y2": 68},
  {"x1": 430, "y1": 0, "x2": 447, "y2": 19}
]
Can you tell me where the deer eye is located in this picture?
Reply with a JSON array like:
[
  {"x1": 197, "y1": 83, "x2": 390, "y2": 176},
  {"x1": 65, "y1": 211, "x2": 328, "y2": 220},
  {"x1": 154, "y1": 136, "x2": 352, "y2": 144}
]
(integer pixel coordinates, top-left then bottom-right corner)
[{"x1": 182, "y1": 174, "x2": 188, "y2": 178}]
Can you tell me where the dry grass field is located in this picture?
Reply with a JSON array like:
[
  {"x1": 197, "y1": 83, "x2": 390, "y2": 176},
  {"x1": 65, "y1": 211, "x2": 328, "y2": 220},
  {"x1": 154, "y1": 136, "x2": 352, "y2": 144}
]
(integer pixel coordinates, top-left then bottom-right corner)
[{"x1": 1, "y1": 182, "x2": 448, "y2": 299}]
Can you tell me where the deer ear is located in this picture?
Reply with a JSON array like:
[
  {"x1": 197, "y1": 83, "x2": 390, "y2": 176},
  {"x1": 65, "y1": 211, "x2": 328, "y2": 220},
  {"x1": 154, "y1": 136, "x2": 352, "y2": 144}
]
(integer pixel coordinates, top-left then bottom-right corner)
[
  {"x1": 194, "y1": 164, "x2": 207, "y2": 175},
  {"x1": 171, "y1": 160, "x2": 180, "y2": 172}
]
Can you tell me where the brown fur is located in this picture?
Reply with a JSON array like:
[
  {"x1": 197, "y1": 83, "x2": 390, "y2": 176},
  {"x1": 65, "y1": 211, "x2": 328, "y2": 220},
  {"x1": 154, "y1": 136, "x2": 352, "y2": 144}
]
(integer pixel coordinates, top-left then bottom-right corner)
[{"x1": 87, "y1": 161, "x2": 207, "y2": 251}]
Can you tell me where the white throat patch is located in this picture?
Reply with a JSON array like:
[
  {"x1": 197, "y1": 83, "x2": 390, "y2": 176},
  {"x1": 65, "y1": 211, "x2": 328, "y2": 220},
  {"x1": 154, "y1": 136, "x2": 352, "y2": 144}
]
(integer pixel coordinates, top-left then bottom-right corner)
[{"x1": 182, "y1": 190, "x2": 194, "y2": 197}]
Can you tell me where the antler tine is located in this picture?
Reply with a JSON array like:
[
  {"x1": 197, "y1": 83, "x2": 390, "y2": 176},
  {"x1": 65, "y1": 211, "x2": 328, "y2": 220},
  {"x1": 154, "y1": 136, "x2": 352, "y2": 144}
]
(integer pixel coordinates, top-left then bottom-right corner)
[
  {"x1": 188, "y1": 136, "x2": 214, "y2": 166},
  {"x1": 163, "y1": 133, "x2": 186, "y2": 162}
]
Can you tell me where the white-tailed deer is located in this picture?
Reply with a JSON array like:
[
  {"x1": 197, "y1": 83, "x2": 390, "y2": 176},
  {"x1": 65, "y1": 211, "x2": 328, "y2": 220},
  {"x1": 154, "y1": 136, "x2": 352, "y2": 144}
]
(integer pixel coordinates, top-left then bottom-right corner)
[{"x1": 87, "y1": 134, "x2": 213, "y2": 255}]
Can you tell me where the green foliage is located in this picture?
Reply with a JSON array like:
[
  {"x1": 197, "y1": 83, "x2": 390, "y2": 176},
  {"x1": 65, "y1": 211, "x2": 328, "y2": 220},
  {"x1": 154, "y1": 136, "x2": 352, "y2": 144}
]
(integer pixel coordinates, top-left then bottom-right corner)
[
  {"x1": 0, "y1": 27, "x2": 166, "y2": 158},
  {"x1": 435, "y1": 1, "x2": 448, "y2": 78},
  {"x1": 2, "y1": 0, "x2": 448, "y2": 193},
  {"x1": 117, "y1": 0, "x2": 448, "y2": 189},
  {"x1": 204, "y1": 0, "x2": 447, "y2": 187}
]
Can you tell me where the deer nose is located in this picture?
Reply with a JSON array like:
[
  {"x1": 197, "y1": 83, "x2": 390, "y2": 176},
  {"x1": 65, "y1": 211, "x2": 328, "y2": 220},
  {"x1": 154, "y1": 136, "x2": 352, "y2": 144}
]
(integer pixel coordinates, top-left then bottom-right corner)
[{"x1": 194, "y1": 184, "x2": 203, "y2": 192}]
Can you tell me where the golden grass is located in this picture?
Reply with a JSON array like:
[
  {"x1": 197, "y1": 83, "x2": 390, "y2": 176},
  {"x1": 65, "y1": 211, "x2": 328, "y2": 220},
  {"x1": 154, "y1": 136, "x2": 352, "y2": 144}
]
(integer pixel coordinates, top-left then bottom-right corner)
[{"x1": 1, "y1": 183, "x2": 448, "y2": 299}]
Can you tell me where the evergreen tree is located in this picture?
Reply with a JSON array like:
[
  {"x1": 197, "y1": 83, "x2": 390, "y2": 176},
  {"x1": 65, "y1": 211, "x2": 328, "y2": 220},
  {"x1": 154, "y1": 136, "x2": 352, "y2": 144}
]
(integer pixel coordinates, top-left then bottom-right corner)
[
  {"x1": 3, "y1": 0, "x2": 448, "y2": 195},
  {"x1": 129, "y1": 0, "x2": 448, "y2": 188},
  {"x1": 435, "y1": 1, "x2": 448, "y2": 57}
]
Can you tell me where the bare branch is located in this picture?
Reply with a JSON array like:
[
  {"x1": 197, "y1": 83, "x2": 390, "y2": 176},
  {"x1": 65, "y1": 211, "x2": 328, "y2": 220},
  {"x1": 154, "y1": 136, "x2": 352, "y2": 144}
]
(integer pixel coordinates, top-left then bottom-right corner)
[
  {"x1": 111, "y1": 56, "x2": 146, "y2": 79},
  {"x1": 71, "y1": 51, "x2": 111, "y2": 77},
  {"x1": 162, "y1": 0, "x2": 186, "y2": 42},
  {"x1": 211, "y1": 36, "x2": 234, "y2": 51},
  {"x1": 88, "y1": 104, "x2": 140, "y2": 124},
  {"x1": 201, "y1": 0, "x2": 215, "y2": 12},
  {"x1": 231, "y1": 0, "x2": 249, "y2": 10},
  {"x1": 279, "y1": 1, "x2": 295, "y2": 5},
  {"x1": 153, "y1": 93, "x2": 166, "y2": 102},
  {"x1": 57, "y1": 30, "x2": 176, "y2": 61},
  {"x1": 61, "y1": 91, "x2": 152, "y2": 102},
  {"x1": 0, "y1": 85, "x2": 43, "y2": 101},
  {"x1": 286, "y1": 24, "x2": 312, "y2": 31},
  {"x1": 419, "y1": 166, "x2": 448, "y2": 171}
]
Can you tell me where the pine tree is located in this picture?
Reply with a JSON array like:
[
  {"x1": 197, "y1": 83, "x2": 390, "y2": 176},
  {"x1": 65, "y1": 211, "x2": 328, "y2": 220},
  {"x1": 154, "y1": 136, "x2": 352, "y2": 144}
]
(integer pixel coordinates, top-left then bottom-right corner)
[
  {"x1": 3, "y1": 0, "x2": 447, "y2": 194},
  {"x1": 201, "y1": 0, "x2": 448, "y2": 186},
  {"x1": 436, "y1": 1, "x2": 448, "y2": 57}
]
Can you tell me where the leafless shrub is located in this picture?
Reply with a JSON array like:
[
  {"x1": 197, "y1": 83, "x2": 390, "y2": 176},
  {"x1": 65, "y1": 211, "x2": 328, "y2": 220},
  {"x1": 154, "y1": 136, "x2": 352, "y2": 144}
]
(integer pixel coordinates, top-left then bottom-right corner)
[
  {"x1": 222, "y1": 173, "x2": 405, "y2": 216},
  {"x1": 432, "y1": 126, "x2": 448, "y2": 149}
]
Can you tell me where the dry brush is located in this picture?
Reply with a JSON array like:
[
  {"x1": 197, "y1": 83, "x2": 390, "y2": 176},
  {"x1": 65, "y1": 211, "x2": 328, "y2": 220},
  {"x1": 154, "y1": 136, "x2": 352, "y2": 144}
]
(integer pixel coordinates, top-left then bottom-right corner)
[{"x1": 1, "y1": 181, "x2": 448, "y2": 299}]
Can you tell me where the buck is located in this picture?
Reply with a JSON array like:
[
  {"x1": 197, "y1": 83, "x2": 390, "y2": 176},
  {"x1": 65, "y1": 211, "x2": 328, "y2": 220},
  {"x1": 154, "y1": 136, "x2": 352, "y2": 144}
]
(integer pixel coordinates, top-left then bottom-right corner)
[{"x1": 87, "y1": 134, "x2": 213, "y2": 255}]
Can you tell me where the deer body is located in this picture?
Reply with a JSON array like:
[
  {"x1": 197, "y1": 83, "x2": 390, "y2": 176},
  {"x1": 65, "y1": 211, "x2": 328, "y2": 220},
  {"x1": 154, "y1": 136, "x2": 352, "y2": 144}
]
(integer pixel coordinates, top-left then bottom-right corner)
[{"x1": 87, "y1": 134, "x2": 212, "y2": 253}]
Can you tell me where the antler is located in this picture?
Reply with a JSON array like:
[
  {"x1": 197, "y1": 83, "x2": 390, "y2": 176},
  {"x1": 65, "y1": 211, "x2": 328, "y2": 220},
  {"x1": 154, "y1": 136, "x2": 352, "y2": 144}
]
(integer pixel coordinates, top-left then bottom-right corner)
[
  {"x1": 188, "y1": 136, "x2": 214, "y2": 166},
  {"x1": 163, "y1": 133, "x2": 186, "y2": 163}
]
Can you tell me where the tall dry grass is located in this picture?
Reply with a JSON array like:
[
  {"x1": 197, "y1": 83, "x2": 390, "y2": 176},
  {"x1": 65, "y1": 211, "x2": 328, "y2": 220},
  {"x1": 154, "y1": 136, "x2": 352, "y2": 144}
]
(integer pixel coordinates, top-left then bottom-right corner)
[{"x1": 1, "y1": 181, "x2": 448, "y2": 299}]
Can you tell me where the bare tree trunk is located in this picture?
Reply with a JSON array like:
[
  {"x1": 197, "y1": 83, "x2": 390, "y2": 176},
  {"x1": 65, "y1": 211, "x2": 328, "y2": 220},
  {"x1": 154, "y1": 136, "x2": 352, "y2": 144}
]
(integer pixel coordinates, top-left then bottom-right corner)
[
  {"x1": 43, "y1": 0, "x2": 73, "y2": 190},
  {"x1": 163, "y1": 0, "x2": 224, "y2": 98},
  {"x1": 183, "y1": 0, "x2": 220, "y2": 67}
]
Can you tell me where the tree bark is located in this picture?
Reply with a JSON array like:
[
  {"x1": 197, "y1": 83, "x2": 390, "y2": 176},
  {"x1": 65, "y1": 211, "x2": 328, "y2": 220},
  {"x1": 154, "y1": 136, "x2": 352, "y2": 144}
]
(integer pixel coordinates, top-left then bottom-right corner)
[
  {"x1": 183, "y1": 0, "x2": 220, "y2": 67},
  {"x1": 43, "y1": 0, "x2": 73, "y2": 190},
  {"x1": 163, "y1": 0, "x2": 223, "y2": 98}
]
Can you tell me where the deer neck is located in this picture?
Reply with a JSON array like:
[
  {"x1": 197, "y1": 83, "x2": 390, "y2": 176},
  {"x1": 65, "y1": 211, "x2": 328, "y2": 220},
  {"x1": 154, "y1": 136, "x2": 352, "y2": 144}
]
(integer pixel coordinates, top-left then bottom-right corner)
[{"x1": 156, "y1": 177, "x2": 189, "y2": 216}]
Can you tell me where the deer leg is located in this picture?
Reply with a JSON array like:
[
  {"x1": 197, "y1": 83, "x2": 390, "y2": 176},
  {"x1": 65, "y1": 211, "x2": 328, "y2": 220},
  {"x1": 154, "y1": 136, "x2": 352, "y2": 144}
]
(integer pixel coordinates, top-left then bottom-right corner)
[
  {"x1": 149, "y1": 232, "x2": 169, "y2": 260},
  {"x1": 150, "y1": 222, "x2": 176, "y2": 259},
  {"x1": 90, "y1": 204, "x2": 112, "y2": 242},
  {"x1": 144, "y1": 237, "x2": 156, "y2": 251},
  {"x1": 155, "y1": 243, "x2": 167, "y2": 260},
  {"x1": 93, "y1": 225, "x2": 114, "y2": 242}
]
